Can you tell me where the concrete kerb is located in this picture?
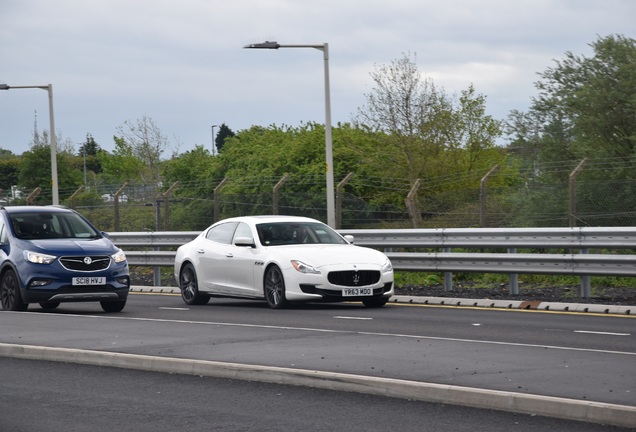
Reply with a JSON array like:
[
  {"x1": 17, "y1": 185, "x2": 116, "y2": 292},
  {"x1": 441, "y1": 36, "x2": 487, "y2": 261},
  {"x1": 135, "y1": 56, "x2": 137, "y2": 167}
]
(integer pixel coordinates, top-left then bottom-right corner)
[
  {"x1": 390, "y1": 296, "x2": 633, "y2": 315},
  {"x1": 130, "y1": 287, "x2": 634, "y2": 315},
  {"x1": 0, "y1": 342, "x2": 634, "y2": 428}
]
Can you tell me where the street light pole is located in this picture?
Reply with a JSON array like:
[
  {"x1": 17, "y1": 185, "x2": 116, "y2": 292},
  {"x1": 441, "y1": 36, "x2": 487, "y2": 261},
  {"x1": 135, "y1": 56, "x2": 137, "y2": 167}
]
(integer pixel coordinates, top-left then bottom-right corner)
[
  {"x1": 211, "y1": 124, "x2": 219, "y2": 156},
  {"x1": 0, "y1": 83, "x2": 59, "y2": 205},
  {"x1": 243, "y1": 41, "x2": 336, "y2": 228}
]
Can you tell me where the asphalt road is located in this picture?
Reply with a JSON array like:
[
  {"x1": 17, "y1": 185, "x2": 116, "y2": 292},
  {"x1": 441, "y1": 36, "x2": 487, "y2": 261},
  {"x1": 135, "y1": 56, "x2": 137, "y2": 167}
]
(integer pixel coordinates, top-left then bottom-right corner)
[
  {"x1": 0, "y1": 293, "x2": 635, "y2": 428},
  {"x1": 1, "y1": 357, "x2": 631, "y2": 432}
]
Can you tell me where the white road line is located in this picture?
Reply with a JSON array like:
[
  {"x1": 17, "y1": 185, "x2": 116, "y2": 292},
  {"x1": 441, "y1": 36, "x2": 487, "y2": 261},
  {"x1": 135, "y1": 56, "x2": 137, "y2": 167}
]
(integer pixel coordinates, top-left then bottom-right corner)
[
  {"x1": 334, "y1": 316, "x2": 373, "y2": 320},
  {"x1": 159, "y1": 307, "x2": 190, "y2": 311},
  {"x1": 21, "y1": 312, "x2": 636, "y2": 357},
  {"x1": 574, "y1": 330, "x2": 631, "y2": 336}
]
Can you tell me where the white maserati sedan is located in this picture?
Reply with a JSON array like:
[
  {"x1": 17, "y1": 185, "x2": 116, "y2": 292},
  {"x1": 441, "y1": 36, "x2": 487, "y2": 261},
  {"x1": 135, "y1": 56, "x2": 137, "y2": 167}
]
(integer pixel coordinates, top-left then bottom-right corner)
[{"x1": 174, "y1": 216, "x2": 394, "y2": 308}]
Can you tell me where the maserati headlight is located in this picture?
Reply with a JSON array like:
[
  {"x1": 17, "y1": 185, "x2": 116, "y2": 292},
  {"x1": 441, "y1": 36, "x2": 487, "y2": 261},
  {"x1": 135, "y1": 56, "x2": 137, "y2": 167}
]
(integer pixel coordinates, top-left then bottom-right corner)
[
  {"x1": 111, "y1": 249, "x2": 127, "y2": 264},
  {"x1": 24, "y1": 250, "x2": 57, "y2": 264},
  {"x1": 381, "y1": 257, "x2": 393, "y2": 272},
  {"x1": 291, "y1": 260, "x2": 321, "y2": 274}
]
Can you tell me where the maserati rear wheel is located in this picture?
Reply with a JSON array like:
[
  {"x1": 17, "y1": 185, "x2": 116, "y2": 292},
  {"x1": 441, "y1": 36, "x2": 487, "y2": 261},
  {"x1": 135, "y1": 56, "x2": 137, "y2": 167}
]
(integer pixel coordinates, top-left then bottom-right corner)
[{"x1": 180, "y1": 263, "x2": 209, "y2": 305}]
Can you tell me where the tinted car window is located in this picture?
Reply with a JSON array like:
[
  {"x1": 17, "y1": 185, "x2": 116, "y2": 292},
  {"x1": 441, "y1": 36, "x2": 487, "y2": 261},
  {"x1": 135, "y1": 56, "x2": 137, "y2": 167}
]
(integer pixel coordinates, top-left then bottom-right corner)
[
  {"x1": 9, "y1": 212, "x2": 101, "y2": 240},
  {"x1": 257, "y1": 222, "x2": 347, "y2": 246},
  {"x1": 205, "y1": 222, "x2": 238, "y2": 244}
]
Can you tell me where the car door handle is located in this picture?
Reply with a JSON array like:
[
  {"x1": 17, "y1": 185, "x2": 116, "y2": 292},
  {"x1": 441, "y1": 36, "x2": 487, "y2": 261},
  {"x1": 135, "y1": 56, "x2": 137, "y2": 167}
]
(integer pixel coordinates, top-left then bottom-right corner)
[
  {"x1": 196, "y1": 249, "x2": 205, "y2": 254},
  {"x1": 226, "y1": 253, "x2": 234, "y2": 258}
]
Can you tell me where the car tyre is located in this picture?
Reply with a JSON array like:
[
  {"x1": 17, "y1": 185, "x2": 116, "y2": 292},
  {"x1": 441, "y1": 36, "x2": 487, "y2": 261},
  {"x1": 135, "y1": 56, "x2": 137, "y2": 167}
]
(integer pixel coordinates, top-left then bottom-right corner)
[
  {"x1": 180, "y1": 263, "x2": 209, "y2": 305},
  {"x1": 362, "y1": 296, "x2": 388, "y2": 308},
  {"x1": 39, "y1": 302, "x2": 60, "y2": 310},
  {"x1": 1, "y1": 270, "x2": 28, "y2": 311},
  {"x1": 264, "y1": 265, "x2": 288, "y2": 309},
  {"x1": 101, "y1": 300, "x2": 126, "y2": 313}
]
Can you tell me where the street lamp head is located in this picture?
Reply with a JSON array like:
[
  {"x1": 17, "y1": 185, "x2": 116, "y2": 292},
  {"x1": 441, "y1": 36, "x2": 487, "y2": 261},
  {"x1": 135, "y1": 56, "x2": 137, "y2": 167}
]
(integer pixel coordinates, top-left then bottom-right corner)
[
  {"x1": 0, "y1": 84, "x2": 10, "y2": 90},
  {"x1": 243, "y1": 41, "x2": 280, "y2": 49}
]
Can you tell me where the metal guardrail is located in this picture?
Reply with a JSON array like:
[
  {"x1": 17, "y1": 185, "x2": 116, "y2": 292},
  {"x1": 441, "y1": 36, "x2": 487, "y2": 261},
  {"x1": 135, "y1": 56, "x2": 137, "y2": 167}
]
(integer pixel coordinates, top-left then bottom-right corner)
[
  {"x1": 111, "y1": 227, "x2": 636, "y2": 249},
  {"x1": 384, "y1": 252, "x2": 636, "y2": 275},
  {"x1": 110, "y1": 227, "x2": 636, "y2": 297},
  {"x1": 340, "y1": 227, "x2": 636, "y2": 249}
]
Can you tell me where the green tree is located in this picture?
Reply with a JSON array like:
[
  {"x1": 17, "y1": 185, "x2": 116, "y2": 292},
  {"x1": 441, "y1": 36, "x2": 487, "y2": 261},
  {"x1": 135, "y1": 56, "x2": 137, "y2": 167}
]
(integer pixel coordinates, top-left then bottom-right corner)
[
  {"x1": 97, "y1": 136, "x2": 146, "y2": 184},
  {"x1": 445, "y1": 85, "x2": 502, "y2": 170},
  {"x1": 162, "y1": 145, "x2": 220, "y2": 193},
  {"x1": 77, "y1": 133, "x2": 103, "y2": 175},
  {"x1": 116, "y1": 116, "x2": 170, "y2": 183},
  {"x1": 355, "y1": 53, "x2": 504, "y2": 189},
  {"x1": 219, "y1": 124, "x2": 325, "y2": 190},
  {"x1": 0, "y1": 153, "x2": 20, "y2": 191},
  {"x1": 18, "y1": 131, "x2": 82, "y2": 199},
  {"x1": 77, "y1": 133, "x2": 101, "y2": 156},
  {"x1": 510, "y1": 34, "x2": 636, "y2": 179},
  {"x1": 215, "y1": 123, "x2": 235, "y2": 154},
  {"x1": 355, "y1": 53, "x2": 451, "y2": 182}
]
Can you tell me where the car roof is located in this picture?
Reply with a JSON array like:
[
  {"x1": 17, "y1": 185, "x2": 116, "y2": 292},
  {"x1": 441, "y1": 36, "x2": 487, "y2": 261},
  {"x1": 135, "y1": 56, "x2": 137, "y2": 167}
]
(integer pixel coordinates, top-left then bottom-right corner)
[
  {"x1": 220, "y1": 215, "x2": 322, "y2": 225},
  {"x1": 2, "y1": 205, "x2": 74, "y2": 214}
]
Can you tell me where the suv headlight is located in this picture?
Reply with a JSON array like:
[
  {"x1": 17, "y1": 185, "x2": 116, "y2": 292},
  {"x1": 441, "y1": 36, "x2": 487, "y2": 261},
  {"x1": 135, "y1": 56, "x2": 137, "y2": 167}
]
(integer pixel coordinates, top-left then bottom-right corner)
[
  {"x1": 24, "y1": 250, "x2": 57, "y2": 264},
  {"x1": 111, "y1": 249, "x2": 127, "y2": 264},
  {"x1": 291, "y1": 260, "x2": 321, "y2": 274}
]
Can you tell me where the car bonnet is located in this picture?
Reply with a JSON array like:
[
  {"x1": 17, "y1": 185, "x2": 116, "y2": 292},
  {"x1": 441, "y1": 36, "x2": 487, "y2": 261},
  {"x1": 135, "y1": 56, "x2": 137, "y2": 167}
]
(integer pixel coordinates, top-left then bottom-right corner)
[
  {"x1": 274, "y1": 243, "x2": 388, "y2": 268},
  {"x1": 19, "y1": 237, "x2": 118, "y2": 255}
]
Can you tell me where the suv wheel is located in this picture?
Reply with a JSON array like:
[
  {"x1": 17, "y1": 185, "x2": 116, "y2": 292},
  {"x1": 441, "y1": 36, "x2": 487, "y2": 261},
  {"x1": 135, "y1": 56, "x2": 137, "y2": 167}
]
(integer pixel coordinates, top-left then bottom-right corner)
[{"x1": 1, "y1": 270, "x2": 28, "y2": 311}]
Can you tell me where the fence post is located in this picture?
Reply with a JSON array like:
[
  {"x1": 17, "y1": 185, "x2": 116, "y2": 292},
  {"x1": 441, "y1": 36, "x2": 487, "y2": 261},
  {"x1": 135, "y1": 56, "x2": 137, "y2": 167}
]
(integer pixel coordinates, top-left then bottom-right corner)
[
  {"x1": 405, "y1": 179, "x2": 421, "y2": 228},
  {"x1": 68, "y1": 186, "x2": 85, "y2": 209},
  {"x1": 479, "y1": 165, "x2": 499, "y2": 227},
  {"x1": 336, "y1": 172, "x2": 354, "y2": 229},
  {"x1": 214, "y1": 178, "x2": 228, "y2": 222},
  {"x1": 162, "y1": 181, "x2": 179, "y2": 230},
  {"x1": 113, "y1": 182, "x2": 128, "y2": 232},
  {"x1": 569, "y1": 158, "x2": 587, "y2": 227},
  {"x1": 272, "y1": 174, "x2": 289, "y2": 215},
  {"x1": 27, "y1": 187, "x2": 41, "y2": 205}
]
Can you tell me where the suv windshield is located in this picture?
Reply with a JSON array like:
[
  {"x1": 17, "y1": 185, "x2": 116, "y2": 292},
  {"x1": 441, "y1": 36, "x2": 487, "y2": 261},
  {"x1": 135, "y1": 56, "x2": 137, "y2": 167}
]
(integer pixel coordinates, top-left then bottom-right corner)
[{"x1": 9, "y1": 212, "x2": 101, "y2": 240}]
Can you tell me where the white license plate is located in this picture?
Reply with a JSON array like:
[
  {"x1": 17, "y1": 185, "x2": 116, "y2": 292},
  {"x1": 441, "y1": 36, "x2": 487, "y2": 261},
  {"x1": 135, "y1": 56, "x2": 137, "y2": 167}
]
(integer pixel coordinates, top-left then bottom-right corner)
[
  {"x1": 72, "y1": 277, "x2": 106, "y2": 286},
  {"x1": 342, "y1": 288, "x2": 372, "y2": 297}
]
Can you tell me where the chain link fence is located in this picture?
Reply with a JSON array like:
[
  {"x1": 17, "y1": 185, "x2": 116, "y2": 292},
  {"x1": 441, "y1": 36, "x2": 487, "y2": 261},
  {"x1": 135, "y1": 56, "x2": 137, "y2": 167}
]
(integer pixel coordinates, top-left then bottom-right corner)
[{"x1": 6, "y1": 173, "x2": 635, "y2": 231}]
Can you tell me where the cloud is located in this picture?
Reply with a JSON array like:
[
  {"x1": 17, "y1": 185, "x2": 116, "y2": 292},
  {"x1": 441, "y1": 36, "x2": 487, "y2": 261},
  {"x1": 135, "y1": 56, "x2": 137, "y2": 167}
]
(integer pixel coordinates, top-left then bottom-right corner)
[{"x1": 1, "y1": 0, "x2": 634, "y2": 155}]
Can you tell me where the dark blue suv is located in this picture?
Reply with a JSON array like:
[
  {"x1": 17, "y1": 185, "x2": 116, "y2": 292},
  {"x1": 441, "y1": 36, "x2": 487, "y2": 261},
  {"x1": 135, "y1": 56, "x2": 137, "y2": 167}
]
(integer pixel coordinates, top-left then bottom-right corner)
[{"x1": 0, "y1": 205, "x2": 129, "y2": 312}]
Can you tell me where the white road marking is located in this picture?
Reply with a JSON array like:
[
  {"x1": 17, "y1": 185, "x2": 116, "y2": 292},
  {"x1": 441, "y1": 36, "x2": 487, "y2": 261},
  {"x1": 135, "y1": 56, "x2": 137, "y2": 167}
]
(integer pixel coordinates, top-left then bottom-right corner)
[
  {"x1": 159, "y1": 307, "x2": 190, "y2": 311},
  {"x1": 334, "y1": 316, "x2": 373, "y2": 320},
  {"x1": 26, "y1": 312, "x2": 636, "y2": 357},
  {"x1": 574, "y1": 330, "x2": 630, "y2": 336}
]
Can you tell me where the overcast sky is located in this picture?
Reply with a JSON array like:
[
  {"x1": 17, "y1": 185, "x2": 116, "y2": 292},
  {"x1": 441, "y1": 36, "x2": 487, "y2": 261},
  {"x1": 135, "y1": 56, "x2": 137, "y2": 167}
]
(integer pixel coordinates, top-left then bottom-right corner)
[{"x1": 1, "y1": 0, "x2": 634, "y2": 157}]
